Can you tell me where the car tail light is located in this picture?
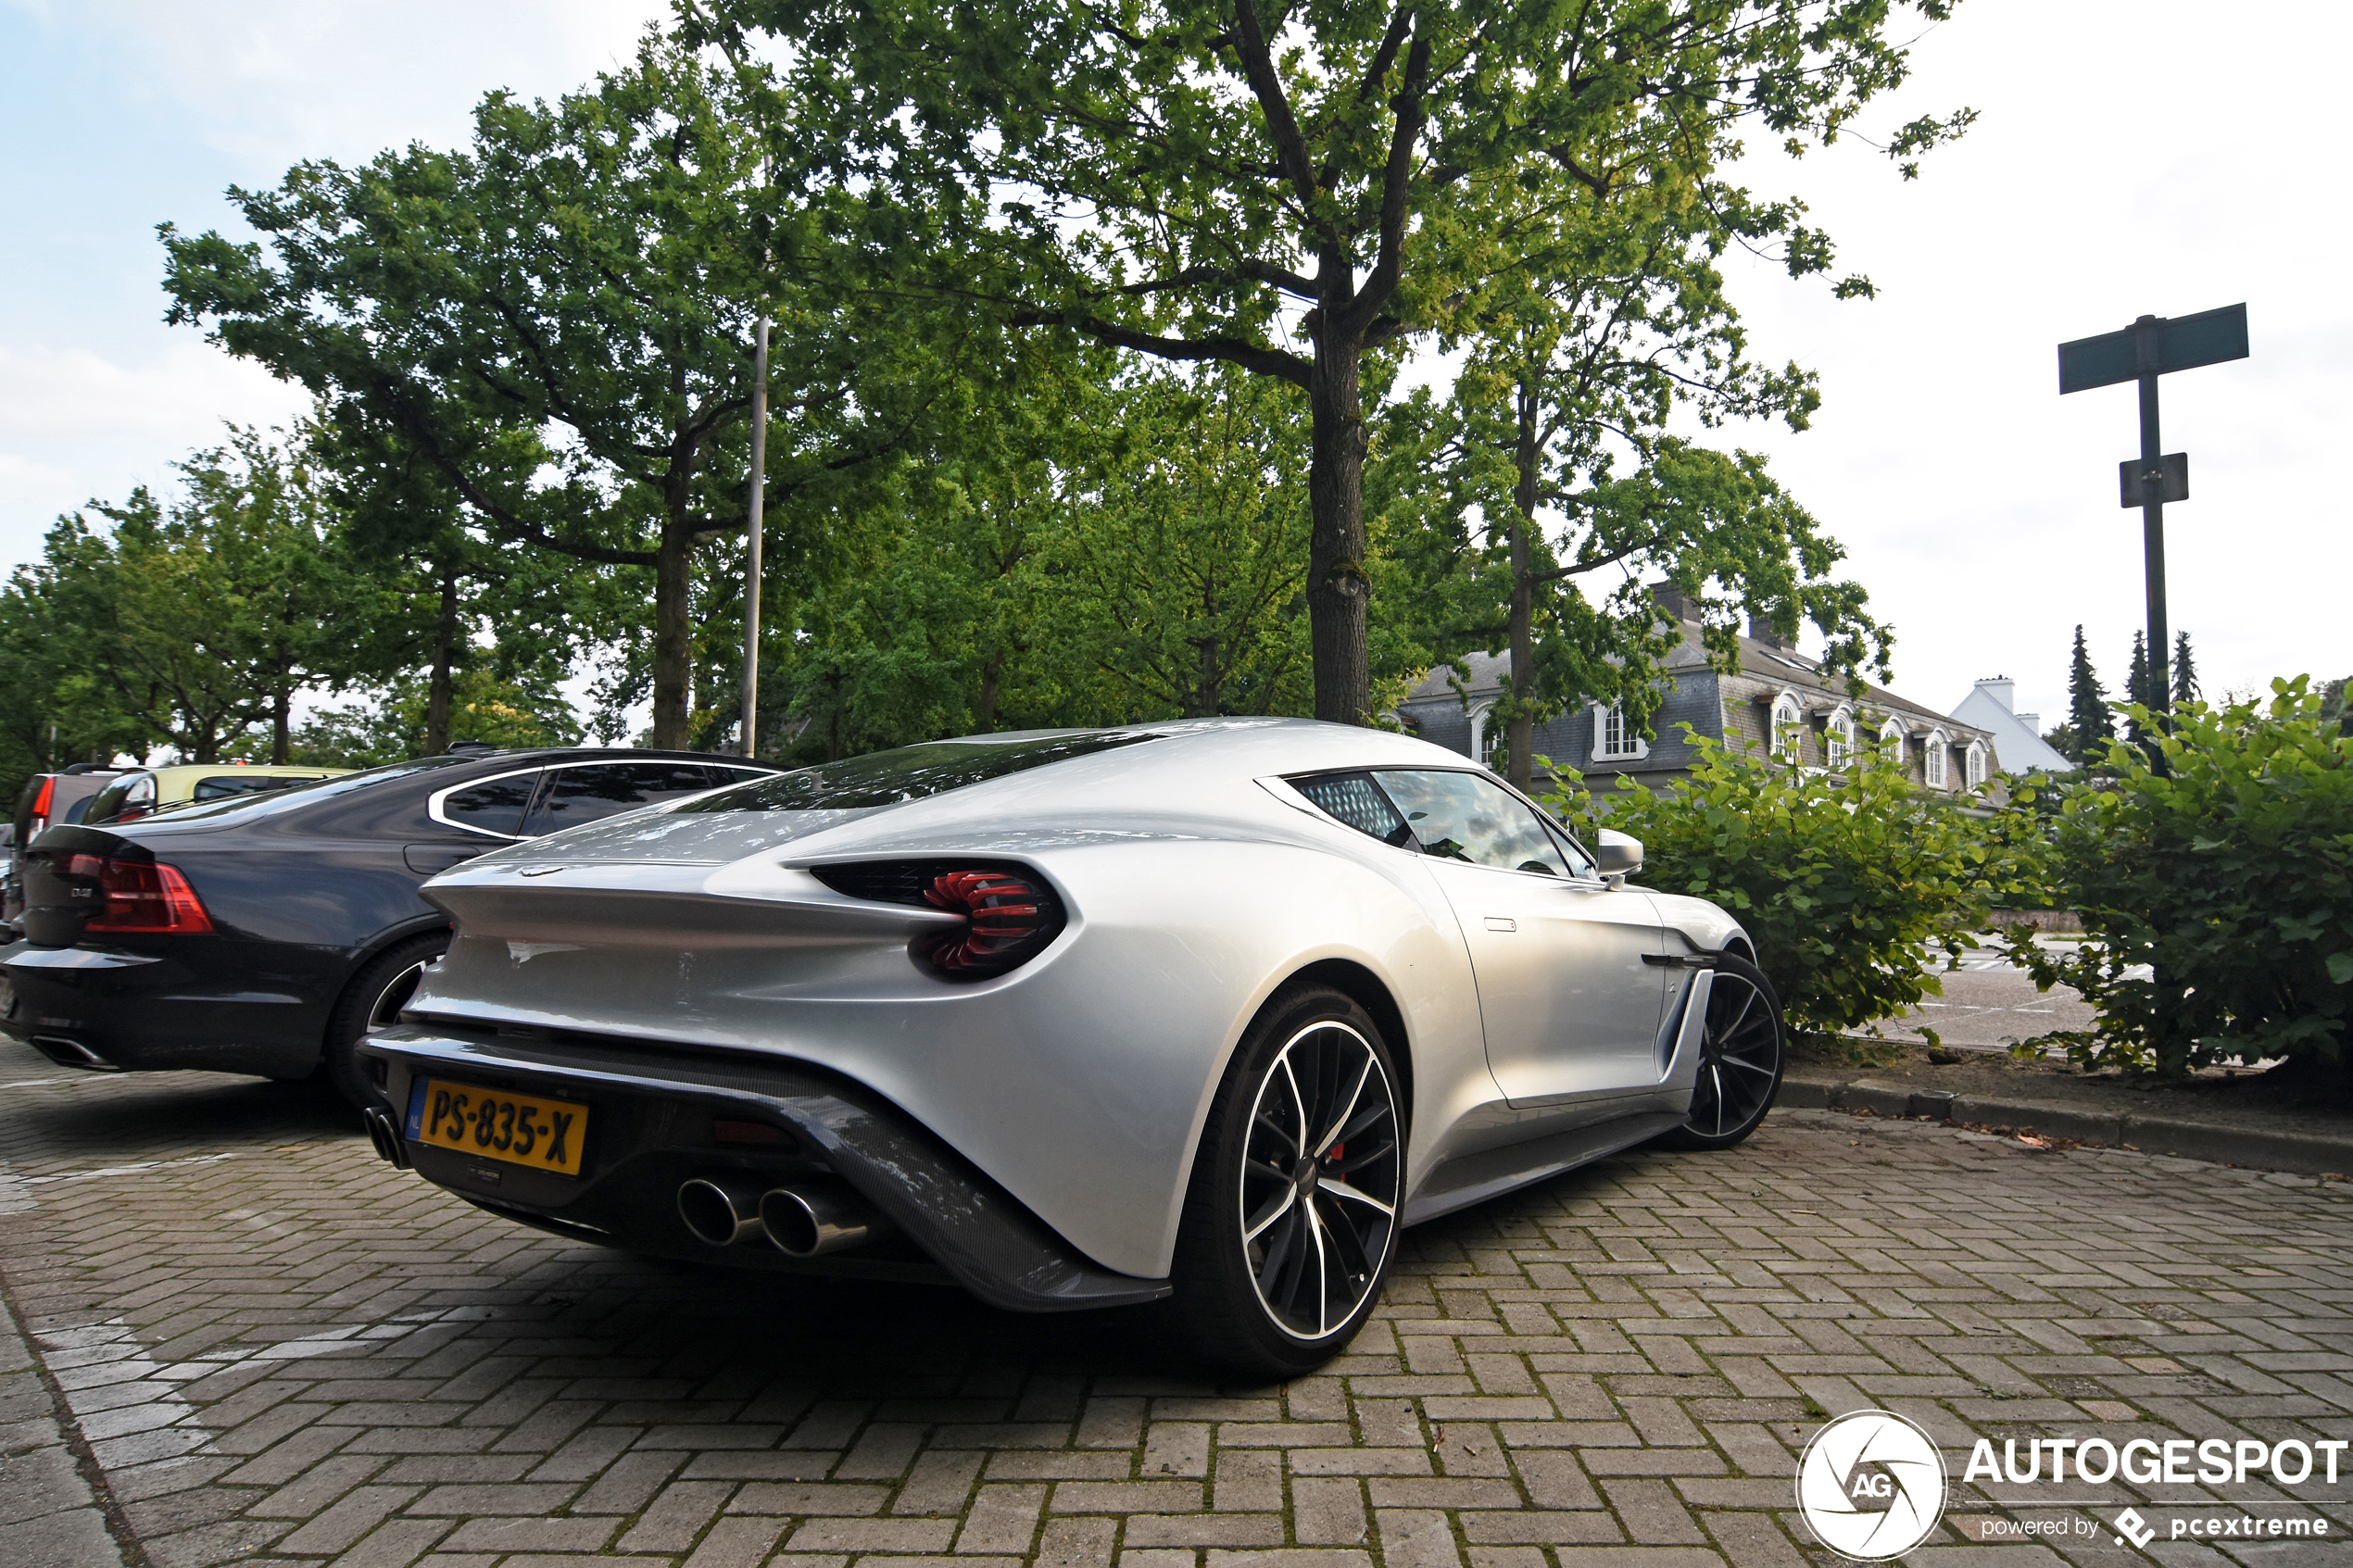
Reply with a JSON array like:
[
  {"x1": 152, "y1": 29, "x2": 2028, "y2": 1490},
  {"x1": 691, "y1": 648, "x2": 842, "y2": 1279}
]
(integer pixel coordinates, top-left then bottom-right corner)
[
  {"x1": 810, "y1": 859, "x2": 1065, "y2": 981},
  {"x1": 919, "y1": 870, "x2": 1053, "y2": 977},
  {"x1": 59, "y1": 854, "x2": 214, "y2": 934},
  {"x1": 27, "y1": 776, "x2": 55, "y2": 838}
]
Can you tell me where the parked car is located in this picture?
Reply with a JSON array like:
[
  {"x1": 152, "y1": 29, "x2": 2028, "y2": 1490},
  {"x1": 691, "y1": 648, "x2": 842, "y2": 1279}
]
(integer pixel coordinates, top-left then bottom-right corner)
[
  {"x1": 356, "y1": 720, "x2": 1783, "y2": 1374},
  {"x1": 82, "y1": 762, "x2": 352, "y2": 825},
  {"x1": 1, "y1": 748, "x2": 785, "y2": 1107},
  {"x1": 6, "y1": 765, "x2": 130, "y2": 926}
]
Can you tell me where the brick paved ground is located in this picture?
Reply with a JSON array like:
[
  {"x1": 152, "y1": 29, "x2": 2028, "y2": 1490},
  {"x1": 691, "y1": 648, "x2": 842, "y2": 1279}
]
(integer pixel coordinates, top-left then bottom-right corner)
[{"x1": 1, "y1": 1044, "x2": 2347, "y2": 1568}]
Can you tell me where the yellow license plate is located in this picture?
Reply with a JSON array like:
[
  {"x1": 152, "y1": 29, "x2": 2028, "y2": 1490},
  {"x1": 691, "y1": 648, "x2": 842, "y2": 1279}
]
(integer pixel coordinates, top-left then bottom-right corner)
[{"x1": 403, "y1": 1077, "x2": 588, "y2": 1175}]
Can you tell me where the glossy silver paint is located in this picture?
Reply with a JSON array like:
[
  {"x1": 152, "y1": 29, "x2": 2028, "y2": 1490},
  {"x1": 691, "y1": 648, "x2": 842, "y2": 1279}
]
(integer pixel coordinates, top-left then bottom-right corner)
[{"x1": 409, "y1": 719, "x2": 1751, "y2": 1284}]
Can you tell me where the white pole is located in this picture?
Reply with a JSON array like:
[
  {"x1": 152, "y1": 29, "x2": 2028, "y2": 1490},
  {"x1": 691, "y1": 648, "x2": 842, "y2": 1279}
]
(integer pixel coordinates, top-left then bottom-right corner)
[{"x1": 741, "y1": 317, "x2": 770, "y2": 758}]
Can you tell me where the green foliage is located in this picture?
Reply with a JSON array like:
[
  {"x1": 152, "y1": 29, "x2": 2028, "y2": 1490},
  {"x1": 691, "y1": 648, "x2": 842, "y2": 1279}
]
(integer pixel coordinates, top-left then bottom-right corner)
[
  {"x1": 2171, "y1": 629, "x2": 2199, "y2": 706},
  {"x1": 293, "y1": 670, "x2": 581, "y2": 768},
  {"x1": 2006, "y1": 680, "x2": 2353, "y2": 1079},
  {"x1": 763, "y1": 366, "x2": 1317, "y2": 759},
  {"x1": 160, "y1": 32, "x2": 945, "y2": 747},
  {"x1": 707, "y1": 0, "x2": 1969, "y2": 723},
  {"x1": 1541, "y1": 728, "x2": 2034, "y2": 1045},
  {"x1": 0, "y1": 431, "x2": 386, "y2": 780}
]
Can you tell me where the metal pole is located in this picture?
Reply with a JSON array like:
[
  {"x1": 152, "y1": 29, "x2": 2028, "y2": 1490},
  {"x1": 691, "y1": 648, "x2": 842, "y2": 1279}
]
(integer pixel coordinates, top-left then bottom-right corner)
[
  {"x1": 2133, "y1": 316, "x2": 2170, "y2": 723},
  {"x1": 740, "y1": 317, "x2": 770, "y2": 759}
]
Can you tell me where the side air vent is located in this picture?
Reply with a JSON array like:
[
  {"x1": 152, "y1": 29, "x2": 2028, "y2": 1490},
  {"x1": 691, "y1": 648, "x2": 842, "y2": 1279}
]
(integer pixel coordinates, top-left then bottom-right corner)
[{"x1": 809, "y1": 859, "x2": 1068, "y2": 981}]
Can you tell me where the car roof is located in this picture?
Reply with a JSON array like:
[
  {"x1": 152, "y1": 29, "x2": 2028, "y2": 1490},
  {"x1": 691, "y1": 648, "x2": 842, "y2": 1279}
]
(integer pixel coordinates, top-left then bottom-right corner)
[{"x1": 134, "y1": 763, "x2": 353, "y2": 782}]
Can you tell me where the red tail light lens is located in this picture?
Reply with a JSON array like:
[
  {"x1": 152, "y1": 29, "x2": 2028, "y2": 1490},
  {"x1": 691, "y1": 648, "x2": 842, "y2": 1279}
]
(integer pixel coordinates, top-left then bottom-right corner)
[
  {"x1": 920, "y1": 870, "x2": 1052, "y2": 978},
  {"x1": 808, "y1": 859, "x2": 1066, "y2": 981},
  {"x1": 61, "y1": 854, "x2": 215, "y2": 934},
  {"x1": 28, "y1": 776, "x2": 55, "y2": 837}
]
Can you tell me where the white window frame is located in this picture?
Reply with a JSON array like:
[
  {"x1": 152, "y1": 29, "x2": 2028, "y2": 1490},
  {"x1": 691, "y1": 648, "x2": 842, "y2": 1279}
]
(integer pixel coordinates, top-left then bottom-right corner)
[
  {"x1": 1879, "y1": 715, "x2": 1908, "y2": 759},
  {"x1": 428, "y1": 766, "x2": 546, "y2": 841},
  {"x1": 1964, "y1": 741, "x2": 1989, "y2": 790},
  {"x1": 1824, "y1": 705, "x2": 1856, "y2": 771},
  {"x1": 1467, "y1": 699, "x2": 1501, "y2": 772},
  {"x1": 1923, "y1": 729, "x2": 1951, "y2": 789},
  {"x1": 1768, "y1": 690, "x2": 1804, "y2": 759},
  {"x1": 1589, "y1": 701, "x2": 1649, "y2": 763}
]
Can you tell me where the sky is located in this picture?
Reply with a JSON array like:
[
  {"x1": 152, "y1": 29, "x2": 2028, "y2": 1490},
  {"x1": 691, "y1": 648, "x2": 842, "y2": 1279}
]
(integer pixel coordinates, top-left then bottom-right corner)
[{"x1": 1, "y1": 0, "x2": 2346, "y2": 734}]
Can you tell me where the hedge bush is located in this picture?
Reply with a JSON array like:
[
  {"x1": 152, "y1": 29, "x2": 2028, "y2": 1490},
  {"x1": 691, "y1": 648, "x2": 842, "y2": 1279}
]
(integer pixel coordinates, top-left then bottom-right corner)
[
  {"x1": 1540, "y1": 729, "x2": 2037, "y2": 1047},
  {"x1": 2006, "y1": 679, "x2": 2353, "y2": 1079}
]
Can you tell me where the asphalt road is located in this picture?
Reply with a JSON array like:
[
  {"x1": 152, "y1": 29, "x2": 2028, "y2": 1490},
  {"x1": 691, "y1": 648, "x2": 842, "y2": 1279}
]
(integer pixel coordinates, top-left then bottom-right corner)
[
  {"x1": 1871, "y1": 950, "x2": 2098, "y2": 1051},
  {"x1": 1, "y1": 1041, "x2": 2347, "y2": 1567}
]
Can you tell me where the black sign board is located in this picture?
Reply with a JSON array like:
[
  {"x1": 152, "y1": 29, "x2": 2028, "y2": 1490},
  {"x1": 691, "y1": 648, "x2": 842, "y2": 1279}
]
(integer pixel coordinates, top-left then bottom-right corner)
[
  {"x1": 2120, "y1": 453, "x2": 2188, "y2": 508},
  {"x1": 2058, "y1": 304, "x2": 2248, "y2": 395}
]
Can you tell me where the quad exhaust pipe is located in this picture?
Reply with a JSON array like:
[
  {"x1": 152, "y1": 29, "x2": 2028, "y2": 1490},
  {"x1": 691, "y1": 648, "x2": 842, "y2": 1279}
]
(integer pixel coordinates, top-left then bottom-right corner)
[{"x1": 676, "y1": 1175, "x2": 888, "y2": 1257}]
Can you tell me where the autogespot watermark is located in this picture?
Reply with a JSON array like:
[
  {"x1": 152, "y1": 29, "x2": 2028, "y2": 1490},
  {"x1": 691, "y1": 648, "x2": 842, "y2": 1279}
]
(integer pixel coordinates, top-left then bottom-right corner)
[{"x1": 1795, "y1": 1410, "x2": 2343, "y2": 1559}]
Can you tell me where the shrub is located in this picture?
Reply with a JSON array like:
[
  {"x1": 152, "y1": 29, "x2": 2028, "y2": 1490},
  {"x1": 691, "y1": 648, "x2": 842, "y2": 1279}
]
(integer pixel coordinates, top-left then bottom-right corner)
[
  {"x1": 2007, "y1": 679, "x2": 2353, "y2": 1078},
  {"x1": 1541, "y1": 728, "x2": 2037, "y2": 1047}
]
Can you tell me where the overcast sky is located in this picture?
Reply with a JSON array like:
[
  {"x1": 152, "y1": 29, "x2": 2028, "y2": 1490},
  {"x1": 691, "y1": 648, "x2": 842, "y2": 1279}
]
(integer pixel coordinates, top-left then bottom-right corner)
[{"x1": 2, "y1": 0, "x2": 2344, "y2": 734}]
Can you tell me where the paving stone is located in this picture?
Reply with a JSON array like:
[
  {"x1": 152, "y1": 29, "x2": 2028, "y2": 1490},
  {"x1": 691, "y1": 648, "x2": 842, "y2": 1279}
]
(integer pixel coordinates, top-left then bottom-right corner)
[{"x1": 6, "y1": 1056, "x2": 2352, "y2": 1568}]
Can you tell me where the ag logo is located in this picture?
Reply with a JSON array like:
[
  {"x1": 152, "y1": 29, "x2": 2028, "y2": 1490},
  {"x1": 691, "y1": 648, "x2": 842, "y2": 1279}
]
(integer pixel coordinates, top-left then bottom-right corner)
[{"x1": 1796, "y1": 1409, "x2": 1948, "y2": 1560}]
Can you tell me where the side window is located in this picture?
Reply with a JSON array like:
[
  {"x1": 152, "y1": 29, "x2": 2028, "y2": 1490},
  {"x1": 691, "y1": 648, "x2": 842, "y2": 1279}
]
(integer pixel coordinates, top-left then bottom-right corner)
[
  {"x1": 1375, "y1": 770, "x2": 1571, "y2": 876},
  {"x1": 436, "y1": 771, "x2": 543, "y2": 838},
  {"x1": 522, "y1": 763, "x2": 724, "y2": 835},
  {"x1": 194, "y1": 774, "x2": 313, "y2": 802},
  {"x1": 1290, "y1": 771, "x2": 1416, "y2": 847},
  {"x1": 1542, "y1": 822, "x2": 1600, "y2": 880}
]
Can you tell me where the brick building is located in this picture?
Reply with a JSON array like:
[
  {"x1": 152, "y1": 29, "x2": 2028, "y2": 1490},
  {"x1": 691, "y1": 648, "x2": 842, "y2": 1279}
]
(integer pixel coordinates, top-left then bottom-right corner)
[{"x1": 1397, "y1": 586, "x2": 2000, "y2": 793}]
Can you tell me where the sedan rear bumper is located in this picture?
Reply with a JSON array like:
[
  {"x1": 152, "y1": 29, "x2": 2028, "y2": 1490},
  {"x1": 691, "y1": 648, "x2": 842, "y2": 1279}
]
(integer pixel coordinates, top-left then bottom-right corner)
[
  {"x1": 0, "y1": 938, "x2": 321, "y2": 1077},
  {"x1": 356, "y1": 1024, "x2": 1171, "y2": 1314}
]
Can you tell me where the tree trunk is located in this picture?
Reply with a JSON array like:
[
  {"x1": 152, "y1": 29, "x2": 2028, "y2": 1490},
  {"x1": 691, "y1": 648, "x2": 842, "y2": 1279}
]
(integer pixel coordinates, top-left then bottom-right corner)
[
  {"x1": 422, "y1": 563, "x2": 459, "y2": 755},
  {"x1": 977, "y1": 651, "x2": 1002, "y2": 732},
  {"x1": 1306, "y1": 332, "x2": 1371, "y2": 725},
  {"x1": 649, "y1": 518, "x2": 695, "y2": 749},
  {"x1": 1506, "y1": 374, "x2": 1540, "y2": 791},
  {"x1": 271, "y1": 683, "x2": 293, "y2": 764}
]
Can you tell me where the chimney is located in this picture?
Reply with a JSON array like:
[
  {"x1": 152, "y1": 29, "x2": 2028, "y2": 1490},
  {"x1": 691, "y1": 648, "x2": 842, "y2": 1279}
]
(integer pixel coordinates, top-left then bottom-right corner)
[
  {"x1": 1746, "y1": 613, "x2": 1787, "y2": 649},
  {"x1": 1973, "y1": 676, "x2": 2015, "y2": 714},
  {"x1": 1647, "y1": 581, "x2": 1698, "y2": 624}
]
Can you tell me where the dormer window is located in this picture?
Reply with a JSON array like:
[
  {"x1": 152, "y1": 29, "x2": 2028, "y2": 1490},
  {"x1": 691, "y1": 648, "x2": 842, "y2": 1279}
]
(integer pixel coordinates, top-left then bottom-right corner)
[
  {"x1": 1880, "y1": 716, "x2": 1907, "y2": 758},
  {"x1": 1591, "y1": 702, "x2": 1648, "y2": 762},
  {"x1": 1768, "y1": 692, "x2": 1803, "y2": 759},
  {"x1": 1825, "y1": 707, "x2": 1856, "y2": 771},
  {"x1": 1965, "y1": 741, "x2": 1989, "y2": 790},
  {"x1": 1923, "y1": 729, "x2": 1951, "y2": 788}
]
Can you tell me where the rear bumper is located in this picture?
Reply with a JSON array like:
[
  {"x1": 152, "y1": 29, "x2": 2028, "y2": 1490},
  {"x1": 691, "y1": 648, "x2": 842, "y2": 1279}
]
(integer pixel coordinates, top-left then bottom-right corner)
[
  {"x1": 0, "y1": 938, "x2": 321, "y2": 1076},
  {"x1": 356, "y1": 1025, "x2": 1171, "y2": 1314}
]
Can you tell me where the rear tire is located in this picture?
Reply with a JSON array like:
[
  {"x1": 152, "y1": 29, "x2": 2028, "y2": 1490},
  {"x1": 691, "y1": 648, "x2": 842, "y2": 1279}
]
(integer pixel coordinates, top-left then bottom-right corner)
[
  {"x1": 1166, "y1": 985, "x2": 1405, "y2": 1379},
  {"x1": 1654, "y1": 955, "x2": 1784, "y2": 1150},
  {"x1": 321, "y1": 933, "x2": 447, "y2": 1112}
]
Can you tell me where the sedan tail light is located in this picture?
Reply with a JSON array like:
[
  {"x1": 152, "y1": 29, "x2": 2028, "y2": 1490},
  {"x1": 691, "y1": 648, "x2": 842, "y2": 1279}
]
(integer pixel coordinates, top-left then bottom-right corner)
[
  {"x1": 59, "y1": 853, "x2": 215, "y2": 934},
  {"x1": 811, "y1": 859, "x2": 1065, "y2": 981}
]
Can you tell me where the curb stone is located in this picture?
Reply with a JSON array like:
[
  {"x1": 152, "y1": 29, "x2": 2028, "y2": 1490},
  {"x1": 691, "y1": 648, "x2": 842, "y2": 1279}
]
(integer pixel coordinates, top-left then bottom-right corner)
[
  {"x1": 1778, "y1": 1066, "x2": 2353, "y2": 1177},
  {"x1": 0, "y1": 1256, "x2": 134, "y2": 1568}
]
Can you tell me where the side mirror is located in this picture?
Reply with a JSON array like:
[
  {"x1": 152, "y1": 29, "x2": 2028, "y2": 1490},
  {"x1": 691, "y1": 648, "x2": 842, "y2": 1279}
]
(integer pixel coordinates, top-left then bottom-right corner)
[{"x1": 1596, "y1": 829, "x2": 1643, "y2": 879}]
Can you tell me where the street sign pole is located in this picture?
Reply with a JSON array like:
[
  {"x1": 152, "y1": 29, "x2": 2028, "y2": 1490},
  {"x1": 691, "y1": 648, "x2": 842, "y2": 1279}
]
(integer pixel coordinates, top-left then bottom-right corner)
[
  {"x1": 2134, "y1": 320, "x2": 2170, "y2": 719},
  {"x1": 741, "y1": 316, "x2": 770, "y2": 759},
  {"x1": 2057, "y1": 302, "x2": 2248, "y2": 731}
]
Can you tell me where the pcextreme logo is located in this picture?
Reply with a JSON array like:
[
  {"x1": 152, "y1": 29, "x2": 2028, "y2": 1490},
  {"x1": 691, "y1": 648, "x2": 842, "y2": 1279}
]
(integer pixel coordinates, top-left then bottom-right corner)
[{"x1": 1795, "y1": 1410, "x2": 1948, "y2": 1561}]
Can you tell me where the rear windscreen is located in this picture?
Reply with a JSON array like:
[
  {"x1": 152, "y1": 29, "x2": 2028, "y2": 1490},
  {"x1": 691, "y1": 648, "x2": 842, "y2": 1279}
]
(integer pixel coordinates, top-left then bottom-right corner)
[{"x1": 678, "y1": 732, "x2": 1164, "y2": 813}]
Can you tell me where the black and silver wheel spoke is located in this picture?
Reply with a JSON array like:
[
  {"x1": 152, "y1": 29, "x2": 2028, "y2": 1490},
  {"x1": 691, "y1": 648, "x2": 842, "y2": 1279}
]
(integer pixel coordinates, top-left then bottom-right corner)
[
  {"x1": 1239, "y1": 1020, "x2": 1401, "y2": 1341},
  {"x1": 1681, "y1": 972, "x2": 1780, "y2": 1141}
]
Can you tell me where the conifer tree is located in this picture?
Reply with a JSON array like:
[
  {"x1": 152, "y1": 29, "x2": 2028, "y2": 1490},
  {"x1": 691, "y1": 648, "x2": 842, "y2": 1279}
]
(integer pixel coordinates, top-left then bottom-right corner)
[
  {"x1": 2122, "y1": 630, "x2": 2149, "y2": 742},
  {"x1": 2065, "y1": 624, "x2": 2111, "y2": 762},
  {"x1": 2171, "y1": 629, "x2": 2199, "y2": 705}
]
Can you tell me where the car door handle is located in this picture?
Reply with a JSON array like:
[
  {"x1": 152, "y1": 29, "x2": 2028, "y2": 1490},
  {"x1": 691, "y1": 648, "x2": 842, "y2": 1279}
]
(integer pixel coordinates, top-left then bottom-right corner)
[{"x1": 1483, "y1": 916, "x2": 1516, "y2": 932}]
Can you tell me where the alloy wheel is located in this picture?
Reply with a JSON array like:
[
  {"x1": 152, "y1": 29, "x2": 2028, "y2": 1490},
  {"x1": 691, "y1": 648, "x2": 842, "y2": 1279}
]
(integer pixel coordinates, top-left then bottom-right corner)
[
  {"x1": 1682, "y1": 969, "x2": 1780, "y2": 1139},
  {"x1": 366, "y1": 958, "x2": 432, "y2": 1032},
  {"x1": 1238, "y1": 1020, "x2": 1402, "y2": 1340}
]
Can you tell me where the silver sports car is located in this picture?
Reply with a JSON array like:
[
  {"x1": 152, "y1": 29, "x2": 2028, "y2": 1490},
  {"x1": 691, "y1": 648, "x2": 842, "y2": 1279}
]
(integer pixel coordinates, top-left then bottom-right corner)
[{"x1": 357, "y1": 719, "x2": 1783, "y2": 1374}]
